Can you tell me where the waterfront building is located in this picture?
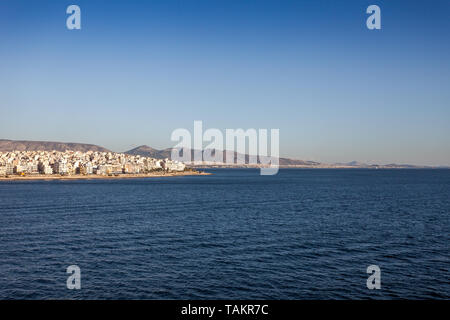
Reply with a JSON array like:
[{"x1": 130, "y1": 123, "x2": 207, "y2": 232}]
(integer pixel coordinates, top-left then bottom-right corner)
[
  {"x1": 6, "y1": 164, "x2": 14, "y2": 175},
  {"x1": 0, "y1": 150, "x2": 187, "y2": 176},
  {"x1": 53, "y1": 161, "x2": 68, "y2": 175},
  {"x1": 43, "y1": 165, "x2": 53, "y2": 175},
  {"x1": 85, "y1": 162, "x2": 93, "y2": 175}
]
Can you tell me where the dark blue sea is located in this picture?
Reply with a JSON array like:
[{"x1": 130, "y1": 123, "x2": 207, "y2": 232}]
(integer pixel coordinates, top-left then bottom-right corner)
[{"x1": 0, "y1": 169, "x2": 449, "y2": 299}]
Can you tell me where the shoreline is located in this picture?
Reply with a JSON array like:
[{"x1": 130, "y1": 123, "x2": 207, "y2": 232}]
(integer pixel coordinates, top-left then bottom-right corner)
[
  {"x1": 0, "y1": 170, "x2": 211, "y2": 181},
  {"x1": 191, "y1": 165, "x2": 447, "y2": 169}
]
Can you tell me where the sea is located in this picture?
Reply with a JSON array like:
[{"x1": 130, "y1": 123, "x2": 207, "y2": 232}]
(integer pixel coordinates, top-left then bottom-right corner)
[{"x1": 0, "y1": 169, "x2": 449, "y2": 299}]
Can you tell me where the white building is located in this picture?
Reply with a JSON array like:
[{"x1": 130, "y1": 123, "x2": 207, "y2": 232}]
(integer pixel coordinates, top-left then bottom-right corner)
[
  {"x1": 85, "y1": 162, "x2": 93, "y2": 175},
  {"x1": 43, "y1": 165, "x2": 53, "y2": 175},
  {"x1": 53, "y1": 161, "x2": 68, "y2": 174},
  {"x1": 5, "y1": 164, "x2": 14, "y2": 175},
  {"x1": 165, "y1": 160, "x2": 186, "y2": 172},
  {"x1": 27, "y1": 163, "x2": 39, "y2": 174}
]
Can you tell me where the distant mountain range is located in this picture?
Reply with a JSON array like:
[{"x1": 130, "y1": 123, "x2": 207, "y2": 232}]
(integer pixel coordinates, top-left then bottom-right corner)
[
  {"x1": 0, "y1": 139, "x2": 109, "y2": 153},
  {"x1": 125, "y1": 145, "x2": 171, "y2": 159},
  {"x1": 334, "y1": 161, "x2": 420, "y2": 169},
  {"x1": 0, "y1": 139, "x2": 441, "y2": 168},
  {"x1": 125, "y1": 145, "x2": 320, "y2": 166}
]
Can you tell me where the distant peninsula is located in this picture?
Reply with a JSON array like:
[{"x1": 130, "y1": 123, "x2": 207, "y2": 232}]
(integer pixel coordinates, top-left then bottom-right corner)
[{"x1": 0, "y1": 139, "x2": 446, "y2": 169}]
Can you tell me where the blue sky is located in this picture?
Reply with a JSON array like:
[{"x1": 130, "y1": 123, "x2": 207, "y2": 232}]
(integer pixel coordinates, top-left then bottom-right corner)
[{"x1": 0, "y1": 0, "x2": 449, "y2": 165}]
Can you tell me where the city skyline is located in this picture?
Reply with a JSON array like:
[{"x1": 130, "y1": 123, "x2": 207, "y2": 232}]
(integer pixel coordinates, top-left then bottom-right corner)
[{"x1": 1, "y1": 0, "x2": 449, "y2": 166}]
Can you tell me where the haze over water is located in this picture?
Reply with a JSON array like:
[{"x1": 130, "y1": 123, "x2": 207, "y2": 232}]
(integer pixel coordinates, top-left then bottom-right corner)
[{"x1": 0, "y1": 169, "x2": 449, "y2": 299}]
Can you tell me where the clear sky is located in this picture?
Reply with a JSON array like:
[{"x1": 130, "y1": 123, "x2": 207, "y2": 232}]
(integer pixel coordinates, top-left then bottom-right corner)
[{"x1": 0, "y1": 0, "x2": 449, "y2": 165}]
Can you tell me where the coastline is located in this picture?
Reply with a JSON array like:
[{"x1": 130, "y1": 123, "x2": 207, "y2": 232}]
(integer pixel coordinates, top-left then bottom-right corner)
[{"x1": 0, "y1": 170, "x2": 211, "y2": 181}]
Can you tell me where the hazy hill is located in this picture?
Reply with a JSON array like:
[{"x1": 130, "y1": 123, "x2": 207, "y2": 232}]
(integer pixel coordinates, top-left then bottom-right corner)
[
  {"x1": 0, "y1": 140, "x2": 430, "y2": 168},
  {"x1": 0, "y1": 139, "x2": 110, "y2": 153},
  {"x1": 125, "y1": 145, "x2": 172, "y2": 159},
  {"x1": 124, "y1": 145, "x2": 320, "y2": 166},
  {"x1": 334, "y1": 161, "x2": 368, "y2": 167},
  {"x1": 128, "y1": 147, "x2": 424, "y2": 168}
]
